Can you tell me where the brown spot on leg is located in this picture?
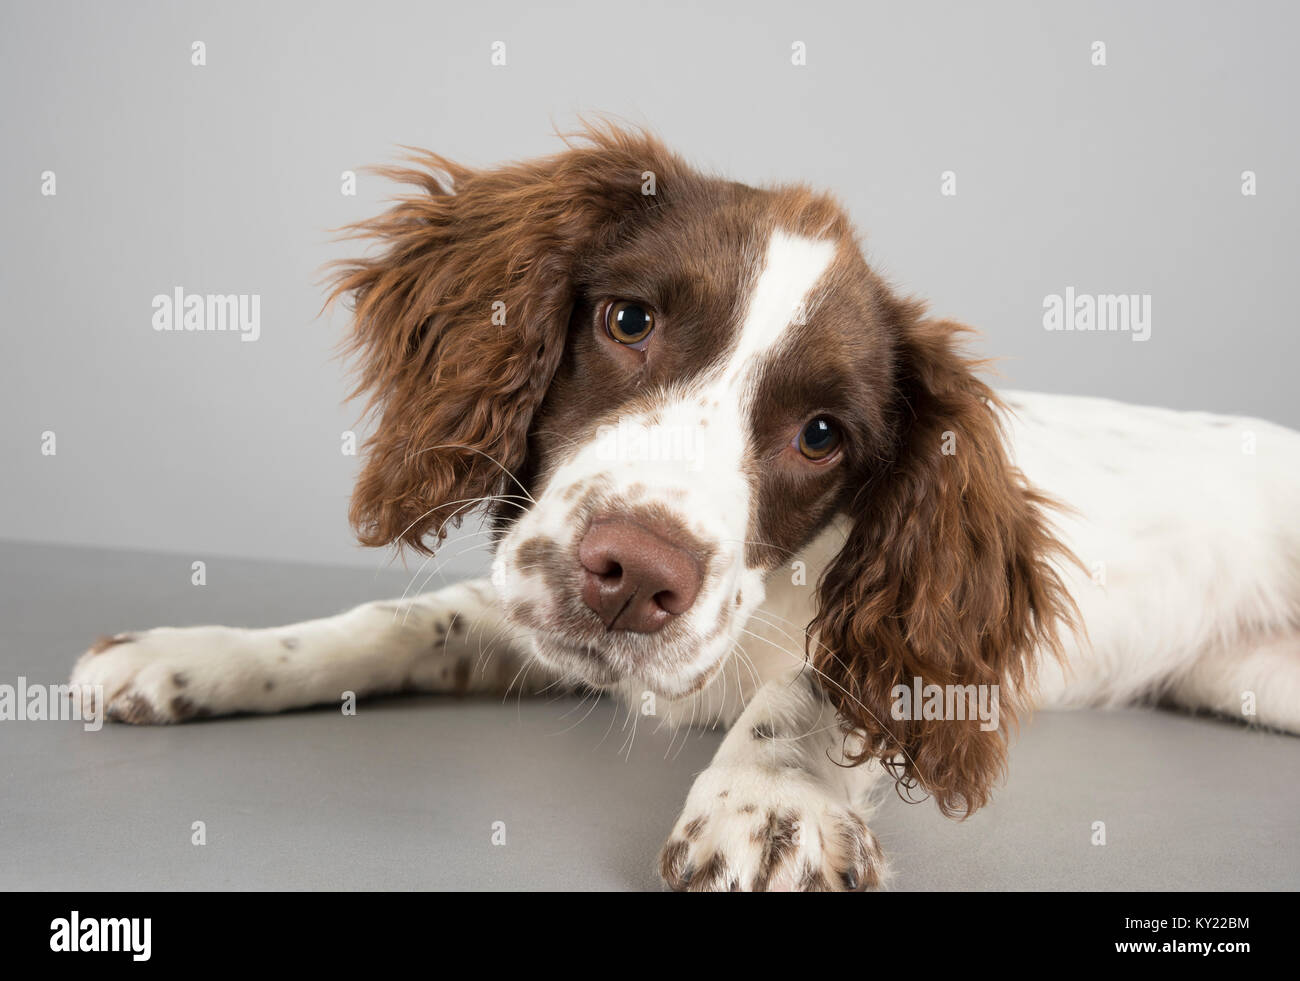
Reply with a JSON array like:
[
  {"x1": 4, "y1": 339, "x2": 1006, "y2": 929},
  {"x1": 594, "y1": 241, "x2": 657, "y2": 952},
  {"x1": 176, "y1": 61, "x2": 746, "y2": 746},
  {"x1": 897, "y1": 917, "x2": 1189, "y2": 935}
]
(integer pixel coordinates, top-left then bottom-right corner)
[
  {"x1": 170, "y1": 696, "x2": 198, "y2": 721},
  {"x1": 264, "y1": 680, "x2": 275, "y2": 692},
  {"x1": 171, "y1": 673, "x2": 188, "y2": 688},
  {"x1": 836, "y1": 814, "x2": 882, "y2": 891},
  {"x1": 686, "y1": 852, "x2": 729, "y2": 892},
  {"x1": 798, "y1": 866, "x2": 833, "y2": 892},
  {"x1": 751, "y1": 810, "x2": 799, "y2": 891},
  {"x1": 107, "y1": 693, "x2": 163, "y2": 725}
]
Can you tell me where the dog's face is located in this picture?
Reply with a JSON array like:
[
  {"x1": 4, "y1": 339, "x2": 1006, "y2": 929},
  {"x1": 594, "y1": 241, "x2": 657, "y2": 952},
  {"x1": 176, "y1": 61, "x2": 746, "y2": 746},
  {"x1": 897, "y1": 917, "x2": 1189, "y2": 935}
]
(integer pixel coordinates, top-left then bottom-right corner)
[
  {"x1": 331, "y1": 125, "x2": 1074, "y2": 816},
  {"x1": 497, "y1": 190, "x2": 896, "y2": 697}
]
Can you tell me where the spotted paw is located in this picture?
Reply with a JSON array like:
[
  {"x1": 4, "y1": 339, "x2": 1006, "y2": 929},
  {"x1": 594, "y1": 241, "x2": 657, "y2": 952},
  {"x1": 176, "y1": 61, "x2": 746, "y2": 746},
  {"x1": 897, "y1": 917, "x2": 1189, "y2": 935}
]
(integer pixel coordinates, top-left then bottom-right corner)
[
  {"x1": 658, "y1": 764, "x2": 884, "y2": 892},
  {"x1": 69, "y1": 627, "x2": 253, "y2": 723}
]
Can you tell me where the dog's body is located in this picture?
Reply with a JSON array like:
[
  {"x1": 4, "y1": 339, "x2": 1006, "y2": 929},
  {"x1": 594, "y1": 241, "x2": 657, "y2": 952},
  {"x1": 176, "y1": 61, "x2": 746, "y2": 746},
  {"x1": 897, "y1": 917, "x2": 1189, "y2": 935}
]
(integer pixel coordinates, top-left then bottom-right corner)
[{"x1": 72, "y1": 128, "x2": 1300, "y2": 891}]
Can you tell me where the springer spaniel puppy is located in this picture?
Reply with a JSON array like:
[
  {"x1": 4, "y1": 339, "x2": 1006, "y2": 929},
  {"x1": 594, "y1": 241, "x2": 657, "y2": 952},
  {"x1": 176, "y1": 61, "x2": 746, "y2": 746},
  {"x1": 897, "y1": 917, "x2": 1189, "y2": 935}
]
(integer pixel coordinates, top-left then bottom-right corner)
[{"x1": 72, "y1": 125, "x2": 1300, "y2": 891}]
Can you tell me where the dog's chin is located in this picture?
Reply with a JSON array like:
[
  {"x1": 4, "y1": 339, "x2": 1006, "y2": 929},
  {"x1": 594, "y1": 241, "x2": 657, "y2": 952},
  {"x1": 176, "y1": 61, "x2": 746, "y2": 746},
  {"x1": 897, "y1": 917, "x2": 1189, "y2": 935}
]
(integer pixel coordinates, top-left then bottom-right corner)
[
  {"x1": 526, "y1": 635, "x2": 622, "y2": 689},
  {"x1": 527, "y1": 632, "x2": 723, "y2": 700}
]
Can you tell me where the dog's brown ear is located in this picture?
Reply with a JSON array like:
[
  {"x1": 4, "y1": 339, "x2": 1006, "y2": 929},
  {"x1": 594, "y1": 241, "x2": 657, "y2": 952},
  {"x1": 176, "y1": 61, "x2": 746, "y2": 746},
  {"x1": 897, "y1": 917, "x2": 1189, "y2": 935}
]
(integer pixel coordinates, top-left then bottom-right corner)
[
  {"x1": 327, "y1": 125, "x2": 680, "y2": 552},
  {"x1": 810, "y1": 300, "x2": 1078, "y2": 818}
]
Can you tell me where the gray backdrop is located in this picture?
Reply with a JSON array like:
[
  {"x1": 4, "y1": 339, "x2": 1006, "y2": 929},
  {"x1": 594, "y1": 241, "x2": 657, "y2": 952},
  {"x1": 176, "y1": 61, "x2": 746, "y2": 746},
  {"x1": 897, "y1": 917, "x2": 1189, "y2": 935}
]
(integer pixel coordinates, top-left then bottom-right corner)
[{"x1": 3, "y1": 0, "x2": 1297, "y2": 572}]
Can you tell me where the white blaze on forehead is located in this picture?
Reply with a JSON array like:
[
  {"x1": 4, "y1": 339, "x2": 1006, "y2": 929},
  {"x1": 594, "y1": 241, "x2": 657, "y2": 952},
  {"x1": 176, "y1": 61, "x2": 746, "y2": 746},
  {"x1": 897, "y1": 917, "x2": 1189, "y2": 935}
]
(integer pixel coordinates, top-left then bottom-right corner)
[
  {"x1": 500, "y1": 231, "x2": 840, "y2": 658},
  {"x1": 724, "y1": 229, "x2": 838, "y2": 380},
  {"x1": 512, "y1": 231, "x2": 840, "y2": 551}
]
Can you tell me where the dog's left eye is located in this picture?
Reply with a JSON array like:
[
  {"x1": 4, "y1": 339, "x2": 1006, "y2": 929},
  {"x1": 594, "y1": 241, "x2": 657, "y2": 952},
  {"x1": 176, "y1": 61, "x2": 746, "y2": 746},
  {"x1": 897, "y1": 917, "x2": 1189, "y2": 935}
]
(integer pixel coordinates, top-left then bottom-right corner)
[
  {"x1": 605, "y1": 300, "x2": 656, "y2": 346},
  {"x1": 796, "y1": 417, "x2": 841, "y2": 461}
]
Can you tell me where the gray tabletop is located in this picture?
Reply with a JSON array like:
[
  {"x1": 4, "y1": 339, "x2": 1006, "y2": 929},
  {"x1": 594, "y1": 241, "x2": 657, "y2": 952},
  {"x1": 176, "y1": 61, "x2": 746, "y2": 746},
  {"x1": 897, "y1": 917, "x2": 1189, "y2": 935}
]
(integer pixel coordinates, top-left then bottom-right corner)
[{"x1": 1, "y1": 539, "x2": 1296, "y2": 891}]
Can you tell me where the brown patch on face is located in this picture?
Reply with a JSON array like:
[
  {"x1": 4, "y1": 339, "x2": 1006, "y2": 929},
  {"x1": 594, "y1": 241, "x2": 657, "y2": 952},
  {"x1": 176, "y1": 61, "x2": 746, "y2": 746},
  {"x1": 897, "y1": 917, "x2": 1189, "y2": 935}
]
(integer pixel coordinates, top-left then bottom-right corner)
[
  {"x1": 514, "y1": 535, "x2": 559, "y2": 574},
  {"x1": 88, "y1": 633, "x2": 133, "y2": 655},
  {"x1": 510, "y1": 535, "x2": 574, "y2": 624},
  {"x1": 683, "y1": 817, "x2": 706, "y2": 841},
  {"x1": 741, "y1": 247, "x2": 900, "y2": 572}
]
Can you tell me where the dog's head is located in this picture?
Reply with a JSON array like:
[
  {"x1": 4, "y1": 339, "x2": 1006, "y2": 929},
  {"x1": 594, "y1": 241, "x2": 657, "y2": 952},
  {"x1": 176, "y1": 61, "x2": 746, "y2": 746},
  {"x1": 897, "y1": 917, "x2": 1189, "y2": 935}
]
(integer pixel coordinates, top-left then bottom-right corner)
[{"x1": 330, "y1": 125, "x2": 1074, "y2": 816}]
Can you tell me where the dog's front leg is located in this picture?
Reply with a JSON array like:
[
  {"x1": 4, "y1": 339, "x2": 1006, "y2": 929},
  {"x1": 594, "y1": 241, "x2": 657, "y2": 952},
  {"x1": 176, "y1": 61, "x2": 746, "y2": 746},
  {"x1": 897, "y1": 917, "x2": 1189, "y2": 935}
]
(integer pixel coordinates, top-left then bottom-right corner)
[
  {"x1": 659, "y1": 673, "x2": 886, "y2": 891},
  {"x1": 70, "y1": 579, "x2": 557, "y2": 724}
]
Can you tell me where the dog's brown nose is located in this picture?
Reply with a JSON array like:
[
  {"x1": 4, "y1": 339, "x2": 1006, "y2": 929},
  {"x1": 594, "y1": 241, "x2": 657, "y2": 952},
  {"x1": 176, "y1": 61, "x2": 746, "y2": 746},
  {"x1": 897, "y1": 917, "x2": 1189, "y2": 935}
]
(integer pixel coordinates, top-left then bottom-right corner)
[{"x1": 578, "y1": 518, "x2": 702, "y2": 633}]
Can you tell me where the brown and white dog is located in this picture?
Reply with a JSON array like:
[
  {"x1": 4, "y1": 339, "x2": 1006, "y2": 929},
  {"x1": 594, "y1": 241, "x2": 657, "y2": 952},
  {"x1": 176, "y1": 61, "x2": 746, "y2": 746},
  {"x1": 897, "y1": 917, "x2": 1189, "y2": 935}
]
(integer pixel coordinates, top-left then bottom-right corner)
[{"x1": 72, "y1": 125, "x2": 1300, "y2": 891}]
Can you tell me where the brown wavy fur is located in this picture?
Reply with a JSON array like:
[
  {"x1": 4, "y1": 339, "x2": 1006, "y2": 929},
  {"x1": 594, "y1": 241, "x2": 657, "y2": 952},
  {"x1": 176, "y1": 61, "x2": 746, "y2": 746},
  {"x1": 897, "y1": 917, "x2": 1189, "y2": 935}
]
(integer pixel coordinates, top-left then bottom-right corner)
[
  {"x1": 810, "y1": 298, "x2": 1078, "y2": 818},
  {"x1": 326, "y1": 124, "x2": 683, "y2": 552}
]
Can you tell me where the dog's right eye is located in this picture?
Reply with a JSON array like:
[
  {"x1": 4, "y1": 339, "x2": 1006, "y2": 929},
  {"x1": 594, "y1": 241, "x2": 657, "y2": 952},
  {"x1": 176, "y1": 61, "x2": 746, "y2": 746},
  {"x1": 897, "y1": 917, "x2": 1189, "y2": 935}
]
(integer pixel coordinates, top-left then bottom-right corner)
[
  {"x1": 796, "y1": 417, "x2": 842, "y2": 461},
  {"x1": 605, "y1": 300, "x2": 656, "y2": 346}
]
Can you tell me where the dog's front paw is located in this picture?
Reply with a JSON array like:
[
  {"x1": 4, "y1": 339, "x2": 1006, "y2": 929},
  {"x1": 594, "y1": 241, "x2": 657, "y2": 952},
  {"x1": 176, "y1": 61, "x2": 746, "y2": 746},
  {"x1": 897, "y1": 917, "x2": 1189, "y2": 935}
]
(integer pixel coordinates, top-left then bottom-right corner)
[
  {"x1": 70, "y1": 627, "x2": 244, "y2": 724},
  {"x1": 659, "y1": 764, "x2": 884, "y2": 892}
]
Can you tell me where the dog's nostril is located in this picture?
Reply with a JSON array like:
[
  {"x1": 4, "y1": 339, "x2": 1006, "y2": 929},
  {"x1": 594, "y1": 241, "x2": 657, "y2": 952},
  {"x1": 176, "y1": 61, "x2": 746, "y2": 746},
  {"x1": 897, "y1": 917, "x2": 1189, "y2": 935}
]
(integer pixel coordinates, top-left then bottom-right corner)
[
  {"x1": 581, "y1": 552, "x2": 623, "y2": 581},
  {"x1": 652, "y1": 589, "x2": 688, "y2": 616}
]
